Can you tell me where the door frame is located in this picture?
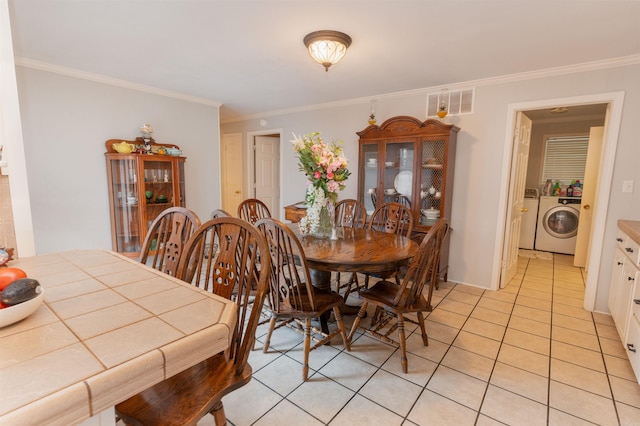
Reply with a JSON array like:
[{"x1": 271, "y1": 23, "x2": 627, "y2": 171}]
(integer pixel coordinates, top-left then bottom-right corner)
[
  {"x1": 492, "y1": 91, "x2": 625, "y2": 311},
  {"x1": 246, "y1": 128, "x2": 283, "y2": 214}
]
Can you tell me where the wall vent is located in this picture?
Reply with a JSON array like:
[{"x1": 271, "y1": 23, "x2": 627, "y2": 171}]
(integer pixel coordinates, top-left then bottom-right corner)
[{"x1": 427, "y1": 88, "x2": 475, "y2": 118}]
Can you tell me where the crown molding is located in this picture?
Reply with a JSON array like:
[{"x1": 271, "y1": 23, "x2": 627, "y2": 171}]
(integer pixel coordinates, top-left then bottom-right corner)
[
  {"x1": 14, "y1": 54, "x2": 639, "y2": 123},
  {"x1": 223, "y1": 54, "x2": 640, "y2": 123},
  {"x1": 14, "y1": 57, "x2": 223, "y2": 108}
]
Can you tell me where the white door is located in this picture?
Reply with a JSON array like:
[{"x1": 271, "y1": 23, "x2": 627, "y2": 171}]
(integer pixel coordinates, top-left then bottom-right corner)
[
  {"x1": 221, "y1": 133, "x2": 244, "y2": 216},
  {"x1": 574, "y1": 126, "x2": 604, "y2": 268},
  {"x1": 500, "y1": 112, "x2": 533, "y2": 288},
  {"x1": 254, "y1": 135, "x2": 280, "y2": 218}
]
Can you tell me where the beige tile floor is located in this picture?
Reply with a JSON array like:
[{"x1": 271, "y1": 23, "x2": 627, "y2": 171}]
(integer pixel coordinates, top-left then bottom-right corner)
[{"x1": 193, "y1": 254, "x2": 640, "y2": 425}]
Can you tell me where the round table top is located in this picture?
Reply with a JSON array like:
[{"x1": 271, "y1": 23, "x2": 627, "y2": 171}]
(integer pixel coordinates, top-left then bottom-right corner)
[{"x1": 293, "y1": 227, "x2": 419, "y2": 274}]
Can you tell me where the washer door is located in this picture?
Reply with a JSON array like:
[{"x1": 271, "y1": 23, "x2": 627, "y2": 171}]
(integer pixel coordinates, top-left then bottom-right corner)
[{"x1": 542, "y1": 206, "x2": 580, "y2": 239}]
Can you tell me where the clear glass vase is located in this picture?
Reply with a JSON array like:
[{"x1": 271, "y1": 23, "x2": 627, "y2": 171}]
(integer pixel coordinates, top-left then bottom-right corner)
[{"x1": 313, "y1": 204, "x2": 333, "y2": 238}]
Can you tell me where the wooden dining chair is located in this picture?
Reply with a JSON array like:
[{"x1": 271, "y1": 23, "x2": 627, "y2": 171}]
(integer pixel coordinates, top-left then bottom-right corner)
[
  {"x1": 255, "y1": 218, "x2": 351, "y2": 381},
  {"x1": 115, "y1": 217, "x2": 271, "y2": 426},
  {"x1": 237, "y1": 198, "x2": 272, "y2": 225},
  {"x1": 348, "y1": 218, "x2": 449, "y2": 373},
  {"x1": 211, "y1": 208, "x2": 231, "y2": 218},
  {"x1": 138, "y1": 206, "x2": 201, "y2": 276},
  {"x1": 363, "y1": 201, "x2": 414, "y2": 289},
  {"x1": 334, "y1": 199, "x2": 367, "y2": 300}
]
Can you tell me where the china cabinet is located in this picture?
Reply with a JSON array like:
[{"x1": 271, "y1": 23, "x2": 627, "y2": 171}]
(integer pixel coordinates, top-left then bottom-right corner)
[
  {"x1": 357, "y1": 116, "x2": 459, "y2": 233},
  {"x1": 105, "y1": 138, "x2": 186, "y2": 256},
  {"x1": 357, "y1": 116, "x2": 459, "y2": 276}
]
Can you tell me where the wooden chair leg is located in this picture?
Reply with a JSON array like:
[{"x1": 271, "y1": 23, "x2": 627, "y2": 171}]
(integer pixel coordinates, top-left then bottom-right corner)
[
  {"x1": 417, "y1": 311, "x2": 429, "y2": 346},
  {"x1": 398, "y1": 314, "x2": 408, "y2": 373},
  {"x1": 347, "y1": 302, "x2": 368, "y2": 342},
  {"x1": 263, "y1": 317, "x2": 276, "y2": 353},
  {"x1": 212, "y1": 400, "x2": 227, "y2": 426},
  {"x1": 303, "y1": 318, "x2": 311, "y2": 381},
  {"x1": 332, "y1": 306, "x2": 351, "y2": 351}
]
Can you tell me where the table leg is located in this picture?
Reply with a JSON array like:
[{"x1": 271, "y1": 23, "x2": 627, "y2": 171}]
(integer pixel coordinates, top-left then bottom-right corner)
[{"x1": 309, "y1": 269, "x2": 332, "y2": 335}]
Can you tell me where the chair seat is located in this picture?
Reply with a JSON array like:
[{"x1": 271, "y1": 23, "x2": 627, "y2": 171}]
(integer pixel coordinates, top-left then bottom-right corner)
[
  {"x1": 361, "y1": 280, "x2": 432, "y2": 313},
  {"x1": 274, "y1": 287, "x2": 343, "y2": 318},
  {"x1": 116, "y1": 352, "x2": 252, "y2": 426}
]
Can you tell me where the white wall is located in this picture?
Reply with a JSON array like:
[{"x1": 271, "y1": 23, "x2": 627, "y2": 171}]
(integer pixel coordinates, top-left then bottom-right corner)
[
  {"x1": 222, "y1": 62, "x2": 640, "y2": 313},
  {"x1": 16, "y1": 66, "x2": 221, "y2": 254}
]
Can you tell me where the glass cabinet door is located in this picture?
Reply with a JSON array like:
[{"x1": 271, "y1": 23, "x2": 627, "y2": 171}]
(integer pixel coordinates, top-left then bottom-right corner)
[
  {"x1": 361, "y1": 143, "x2": 379, "y2": 214},
  {"x1": 108, "y1": 157, "x2": 141, "y2": 254},
  {"x1": 142, "y1": 158, "x2": 177, "y2": 230},
  {"x1": 382, "y1": 141, "x2": 414, "y2": 206},
  {"x1": 418, "y1": 139, "x2": 446, "y2": 225}
]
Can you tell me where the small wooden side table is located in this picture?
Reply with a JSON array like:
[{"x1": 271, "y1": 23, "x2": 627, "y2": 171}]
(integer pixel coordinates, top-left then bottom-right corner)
[{"x1": 284, "y1": 202, "x2": 307, "y2": 223}]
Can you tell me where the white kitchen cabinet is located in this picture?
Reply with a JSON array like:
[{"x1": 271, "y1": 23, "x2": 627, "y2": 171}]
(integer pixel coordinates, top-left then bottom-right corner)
[{"x1": 610, "y1": 220, "x2": 640, "y2": 382}]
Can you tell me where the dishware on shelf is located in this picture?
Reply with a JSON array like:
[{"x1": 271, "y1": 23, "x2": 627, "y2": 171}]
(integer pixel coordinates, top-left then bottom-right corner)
[
  {"x1": 145, "y1": 190, "x2": 153, "y2": 200},
  {"x1": 385, "y1": 161, "x2": 394, "y2": 167},
  {"x1": 421, "y1": 208, "x2": 440, "y2": 220},
  {"x1": 126, "y1": 196, "x2": 138, "y2": 205},
  {"x1": 435, "y1": 191, "x2": 442, "y2": 199},
  {"x1": 368, "y1": 188, "x2": 376, "y2": 194},
  {"x1": 385, "y1": 188, "x2": 395, "y2": 195},
  {"x1": 0, "y1": 289, "x2": 44, "y2": 328},
  {"x1": 429, "y1": 186, "x2": 436, "y2": 195},
  {"x1": 156, "y1": 195, "x2": 168, "y2": 203},
  {"x1": 393, "y1": 171, "x2": 412, "y2": 196}
]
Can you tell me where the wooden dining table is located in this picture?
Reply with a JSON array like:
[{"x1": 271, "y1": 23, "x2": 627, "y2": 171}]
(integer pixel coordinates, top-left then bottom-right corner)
[
  {"x1": 290, "y1": 226, "x2": 419, "y2": 331},
  {"x1": 0, "y1": 250, "x2": 236, "y2": 426}
]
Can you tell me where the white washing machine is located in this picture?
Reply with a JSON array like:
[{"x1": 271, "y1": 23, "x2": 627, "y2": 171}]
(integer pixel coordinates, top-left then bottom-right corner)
[
  {"x1": 535, "y1": 196, "x2": 581, "y2": 255},
  {"x1": 519, "y1": 188, "x2": 539, "y2": 250}
]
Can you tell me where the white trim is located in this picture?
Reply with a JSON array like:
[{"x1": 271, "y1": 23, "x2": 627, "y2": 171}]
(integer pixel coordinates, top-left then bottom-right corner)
[
  {"x1": 15, "y1": 54, "x2": 639, "y2": 124},
  {"x1": 493, "y1": 92, "x2": 625, "y2": 311},
  {"x1": 223, "y1": 54, "x2": 640, "y2": 123},
  {"x1": 14, "y1": 57, "x2": 223, "y2": 107}
]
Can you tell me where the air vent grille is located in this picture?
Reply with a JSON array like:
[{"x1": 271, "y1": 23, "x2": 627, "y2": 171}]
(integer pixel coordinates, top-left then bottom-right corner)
[{"x1": 427, "y1": 88, "x2": 474, "y2": 117}]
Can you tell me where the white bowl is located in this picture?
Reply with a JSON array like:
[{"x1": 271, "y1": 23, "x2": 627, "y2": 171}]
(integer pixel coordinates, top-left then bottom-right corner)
[
  {"x1": 0, "y1": 289, "x2": 45, "y2": 328},
  {"x1": 385, "y1": 189, "x2": 395, "y2": 195},
  {"x1": 421, "y1": 209, "x2": 440, "y2": 219},
  {"x1": 385, "y1": 161, "x2": 394, "y2": 167}
]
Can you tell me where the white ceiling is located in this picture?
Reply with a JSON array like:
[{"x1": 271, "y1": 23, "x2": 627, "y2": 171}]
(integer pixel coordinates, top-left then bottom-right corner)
[{"x1": 8, "y1": 1, "x2": 640, "y2": 123}]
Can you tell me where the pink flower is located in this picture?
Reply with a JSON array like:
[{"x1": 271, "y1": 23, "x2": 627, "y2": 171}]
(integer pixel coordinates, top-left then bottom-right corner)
[
  {"x1": 327, "y1": 180, "x2": 340, "y2": 193},
  {"x1": 327, "y1": 171, "x2": 334, "y2": 179},
  {"x1": 314, "y1": 171, "x2": 321, "y2": 179}
]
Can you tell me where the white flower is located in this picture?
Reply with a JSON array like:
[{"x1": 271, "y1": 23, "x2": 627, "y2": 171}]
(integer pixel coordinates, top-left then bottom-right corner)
[{"x1": 141, "y1": 123, "x2": 153, "y2": 134}]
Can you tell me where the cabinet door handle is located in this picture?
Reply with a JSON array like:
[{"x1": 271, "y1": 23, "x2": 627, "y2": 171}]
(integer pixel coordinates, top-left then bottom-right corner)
[
  {"x1": 629, "y1": 276, "x2": 635, "y2": 281},
  {"x1": 634, "y1": 299, "x2": 640, "y2": 305},
  {"x1": 628, "y1": 343, "x2": 637, "y2": 353},
  {"x1": 618, "y1": 261, "x2": 624, "y2": 266},
  {"x1": 617, "y1": 237, "x2": 624, "y2": 242},
  {"x1": 521, "y1": 208, "x2": 529, "y2": 213},
  {"x1": 626, "y1": 247, "x2": 634, "y2": 253},
  {"x1": 583, "y1": 204, "x2": 591, "y2": 210}
]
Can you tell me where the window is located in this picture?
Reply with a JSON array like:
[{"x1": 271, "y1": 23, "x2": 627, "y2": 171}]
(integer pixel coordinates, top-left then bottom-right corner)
[{"x1": 541, "y1": 135, "x2": 589, "y2": 185}]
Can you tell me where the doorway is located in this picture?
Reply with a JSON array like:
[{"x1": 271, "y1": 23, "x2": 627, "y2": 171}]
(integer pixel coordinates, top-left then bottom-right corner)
[
  {"x1": 248, "y1": 131, "x2": 282, "y2": 219},
  {"x1": 494, "y1": 92, "x2": 625, "y2": 312}
]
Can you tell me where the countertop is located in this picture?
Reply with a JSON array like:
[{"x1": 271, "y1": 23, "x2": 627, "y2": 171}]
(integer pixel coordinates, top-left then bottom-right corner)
[
  {"x1": 0, "y1": 250, "x2": 236, "y2": 425},
  {"x1": 618, "y1": 220, "x2": 640, "y2": 245}
]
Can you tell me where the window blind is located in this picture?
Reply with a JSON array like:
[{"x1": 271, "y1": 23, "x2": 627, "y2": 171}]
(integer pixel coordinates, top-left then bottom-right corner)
[{"x1": 541, "y1": 136, "x2": 589, "y2": 185}]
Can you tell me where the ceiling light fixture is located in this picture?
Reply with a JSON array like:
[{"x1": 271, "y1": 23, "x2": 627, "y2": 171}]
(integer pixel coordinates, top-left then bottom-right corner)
[
  {"x1": 303, "y1": 30, "x2": 352, "y2": 72},
  {"x1": 550, "y1": 107, "x2": 569, "y2": 114}
]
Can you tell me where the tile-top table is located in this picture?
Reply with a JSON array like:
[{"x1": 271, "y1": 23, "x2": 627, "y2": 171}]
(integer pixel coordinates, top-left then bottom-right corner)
[{"x1": 0, "y1": 250, "x2": 236, "y2": 425}]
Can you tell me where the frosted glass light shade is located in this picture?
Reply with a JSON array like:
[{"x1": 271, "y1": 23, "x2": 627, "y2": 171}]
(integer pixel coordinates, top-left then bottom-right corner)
[{"x1": 304, "y1": 30, "x2": 352, "y2": 71}]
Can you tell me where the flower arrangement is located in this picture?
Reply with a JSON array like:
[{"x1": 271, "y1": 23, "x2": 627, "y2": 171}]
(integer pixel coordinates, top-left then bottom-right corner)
[{"x1": 291, "y1": 132, "x2": 350, "y2": 235}]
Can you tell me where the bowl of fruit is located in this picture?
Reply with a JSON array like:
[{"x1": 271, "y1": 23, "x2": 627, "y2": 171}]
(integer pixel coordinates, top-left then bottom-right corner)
[{"x1": 0, "y1": 268, "x2": 44, "y2": 328}]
